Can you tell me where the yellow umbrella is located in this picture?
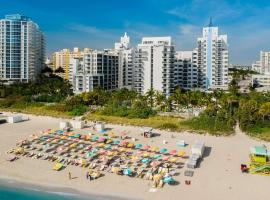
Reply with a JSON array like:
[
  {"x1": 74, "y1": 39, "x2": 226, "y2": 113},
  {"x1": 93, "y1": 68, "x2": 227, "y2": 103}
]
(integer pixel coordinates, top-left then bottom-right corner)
[
  {"x1": 169, "y1": 157, "x2": 178, "y2": 163},
  {"x1": 151, "y1": 147, "x2": 159, "y2": 152},
  {"x1": 97, "y1": 143, "x2": 105, "y2": 148},
  {"x1": 127, "y1": 143, "x2": 135, "y2": 148},
  {"x1": 119, "y1": 148, "x2": 126, "y2": 152},
  {"x1": 143, "y1": 153, "x2": 150, "y2": 157},
  {"x1": 178, "y1": 151, "x2": 185, "y2": 157}
]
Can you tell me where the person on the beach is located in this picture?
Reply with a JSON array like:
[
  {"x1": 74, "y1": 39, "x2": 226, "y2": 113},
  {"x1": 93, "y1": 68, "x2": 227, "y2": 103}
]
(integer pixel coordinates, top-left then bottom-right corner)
[
  {"x1": 86, "y1": 171, "x2": 89, "y2": 180},
  {"x1": 68, "y1": 172, "x2": 71, "y2": 180}
]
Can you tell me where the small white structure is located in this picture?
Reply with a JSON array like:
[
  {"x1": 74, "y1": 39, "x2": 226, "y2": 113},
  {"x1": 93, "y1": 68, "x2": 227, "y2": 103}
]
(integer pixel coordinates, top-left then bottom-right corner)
[
  {"x1": 95, "y1": 122, "x2": 105, "y2": 132},
  {"x1": 7, "y1": 115, "x2": 23, "y2": 123},
  {"x1": 70, "y1": 120, "x2": 84, "y2": 129},
  {"x1": 191, "y1": 140, "x2": 205, "y2": 158},
  {"x1": 59, "y1": 121, "x2": 69, "y2": 129}
]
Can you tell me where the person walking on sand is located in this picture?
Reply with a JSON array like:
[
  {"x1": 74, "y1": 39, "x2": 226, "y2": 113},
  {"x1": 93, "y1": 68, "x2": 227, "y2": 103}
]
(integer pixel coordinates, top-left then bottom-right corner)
[
  {"x1": 86, "y1": 171, "x2": 89, "y2": 180},
  {"x1": 68, "y1": 172, "x2": 71, "y2": 180}
]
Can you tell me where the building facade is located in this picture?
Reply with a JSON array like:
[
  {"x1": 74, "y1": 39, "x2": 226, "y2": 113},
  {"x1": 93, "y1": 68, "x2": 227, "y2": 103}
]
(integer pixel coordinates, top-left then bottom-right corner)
[
  {"x1": 174, "y1": 51, "x2": 198, "y2": 90},
  {"x1": 0, "y1": 14, "x2": 45, "y2": 83},
  {"x1": 69, "y1": 49, "x2": 119, "y2": 94},
  {"x1": 134, "y1": 37, "x2": 175, "y2": 97},
  {"x1": 252, "y1": 51, "x2": 270, "y2": 89},
  {"x1": 52, "y1": 47, "x2": 83, "y2": 80},
  {"x1": 196, "y1": 19, "x2": 229, "y2": 90},
  {"x1": 114, "y1": 33, "x2": 134, "y2": 89}
]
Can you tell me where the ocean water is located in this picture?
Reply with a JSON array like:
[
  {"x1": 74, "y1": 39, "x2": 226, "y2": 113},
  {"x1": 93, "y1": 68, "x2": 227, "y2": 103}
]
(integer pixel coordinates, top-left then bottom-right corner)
[{"x1": 0, "y1": 179, "x2": 116, "y2": 200}]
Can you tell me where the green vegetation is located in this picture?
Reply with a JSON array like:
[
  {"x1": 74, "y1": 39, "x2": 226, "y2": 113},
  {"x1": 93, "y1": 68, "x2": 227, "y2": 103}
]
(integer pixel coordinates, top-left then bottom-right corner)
[
  {"x1": 86, "y1": 113, "x2": 187, "y2": 132},
  {"x1": 1, "y1": 69, "x2": 270, "y2": 141}
]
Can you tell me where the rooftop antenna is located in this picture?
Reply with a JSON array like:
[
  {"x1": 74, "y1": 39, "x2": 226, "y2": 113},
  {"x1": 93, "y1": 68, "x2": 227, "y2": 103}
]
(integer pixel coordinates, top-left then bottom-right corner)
[{"x1": 209, "y1": 17, "x2": 213, "y2": 27}]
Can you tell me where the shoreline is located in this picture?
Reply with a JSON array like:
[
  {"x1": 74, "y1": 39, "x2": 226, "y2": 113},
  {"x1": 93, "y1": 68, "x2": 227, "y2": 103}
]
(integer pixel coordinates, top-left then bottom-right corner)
[{"x1": 0, "y1": 175, "x2": 132, "y2": 200}]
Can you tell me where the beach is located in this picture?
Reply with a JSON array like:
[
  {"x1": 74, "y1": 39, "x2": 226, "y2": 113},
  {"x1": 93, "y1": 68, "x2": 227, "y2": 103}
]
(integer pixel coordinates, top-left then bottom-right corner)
[{"x1": 0, "y1": 113, "x2": 269, "y2": 200}]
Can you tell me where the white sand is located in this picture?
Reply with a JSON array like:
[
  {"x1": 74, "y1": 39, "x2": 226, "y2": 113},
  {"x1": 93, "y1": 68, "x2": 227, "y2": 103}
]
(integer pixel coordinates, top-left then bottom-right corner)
[{"x1": 0, "y1": 112, "x2": 269, "y2": 200}]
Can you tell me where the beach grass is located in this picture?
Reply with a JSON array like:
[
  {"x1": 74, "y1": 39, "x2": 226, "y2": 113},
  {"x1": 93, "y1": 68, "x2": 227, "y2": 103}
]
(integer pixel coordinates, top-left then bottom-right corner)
[
  {"x1": 0, "y1": 105, "x2": 72, "y2": 119},
  {"x1": 85, "y1": 112, "x2": 190, "y2": 132}
]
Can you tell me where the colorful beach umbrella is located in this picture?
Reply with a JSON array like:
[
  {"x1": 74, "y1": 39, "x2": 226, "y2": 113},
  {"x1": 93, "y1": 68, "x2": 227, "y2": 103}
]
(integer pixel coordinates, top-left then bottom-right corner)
[
  {"x1": 160, "y1": 148, "x2": 168, "y2": 154},
  {"x1": 143, "y1": 145, "x2": 151, "y2": 150},
  {"x1": 135, "y1": 144, "x2": 143, "y2": 149},
  {"x1": 169, "y1": 150, "x2": 177, "y2": 155},
  {"x1": 163, "y1": 176, "x2": 175, "y2": 184},
  {"x1": 163, "y1": 156, "x2": 170, "y2": 161},
  {"x1": 113, "y1": 140, "x2": 120, "y2": 145},
  {"x1": 153, "y1": 154, "x2": 162, "y2": 159}
]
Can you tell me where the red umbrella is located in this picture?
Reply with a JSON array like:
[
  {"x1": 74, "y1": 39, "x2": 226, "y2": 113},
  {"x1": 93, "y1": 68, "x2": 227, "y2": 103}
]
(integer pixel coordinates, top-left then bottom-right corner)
[
  {"x1": 120, "y1": 131, "x2": 127, "y2": 136},
  {"x1": 120, "y1": 141, "x2": 128, "y2": 147},
  {"x1": 143, "y1": 145, "x2": 151, "y2": 150},
  {"x1": 169, "y1": 150, "x2": 177, "y2": 155},
  {"x1": 163, "y1": 156, "x2": 170, "y2": 161},
  {"x1": 150, "y1": 161, "x2": 160, "y2": 167}
]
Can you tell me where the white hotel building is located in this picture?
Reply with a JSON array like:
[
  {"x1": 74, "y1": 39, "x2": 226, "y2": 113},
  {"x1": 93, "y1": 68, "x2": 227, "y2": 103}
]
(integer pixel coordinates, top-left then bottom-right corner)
[
  {"x1": 69, "y1": 49, "x2": 119, "y2": 94},
  {"x1": 134, "y1": 37, "x2": 175, "y2": 97},
  {"x1": 114, "y1": 32, "x2": 134, "y2": 89},
  {"x1": 252, "y1": 51, "x2": 270, "y2": 89},
  {"x1": 174, "y1": 51, "x2": 198, "y2": 90},
  {"x1": 0, "y1": 14, "x2": 45, "y2": 83},
  {"x1": 196, "y1": 19, "x2": 229, "y2": 90}
]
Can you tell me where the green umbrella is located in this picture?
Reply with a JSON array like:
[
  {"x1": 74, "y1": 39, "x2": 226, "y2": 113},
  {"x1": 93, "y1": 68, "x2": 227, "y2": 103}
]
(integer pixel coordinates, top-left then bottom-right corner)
[{"x1": 160, "y1": 148, "x2": 168, "y2": 154}]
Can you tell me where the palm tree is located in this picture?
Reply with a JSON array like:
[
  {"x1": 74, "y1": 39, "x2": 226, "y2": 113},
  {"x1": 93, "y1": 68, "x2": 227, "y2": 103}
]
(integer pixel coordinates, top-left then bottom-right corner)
[
  {"x1": 154, "y1": 91, "x2": 166, "y2": 111},
  {"x1": 145, "y1": 89, "x2": 155, "y2": 108}
]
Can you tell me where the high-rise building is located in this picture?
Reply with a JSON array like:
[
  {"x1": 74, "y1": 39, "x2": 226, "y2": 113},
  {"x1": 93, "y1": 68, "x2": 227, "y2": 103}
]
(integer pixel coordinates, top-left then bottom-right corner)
[
  {"x1": 69, "y1": 49, "x2": 119, "y2": 94},
  {"x1": 0, "y1": 14, "x2": 45, "y2": 83},
  {"x1": 196, "y1": 18, "x2": 229, "y2": 90},
  {"x1": 114, "y1": 33, "x2": 134, "y2": 89},
  {"x1": 174, "y1": 51, "x2": 198, "y2": 90},
  {"x1": 52, "y1": 47, "x2": 83, "y2": 80},
  {"x1": 252, "y1": 51, "x2": 270, "y2": 88},
  {"x1": 134, "y1": 37, "x2": 175, "y2": 97},
  {"x1": 252, "y1": 51, "x2": 270, "y2": 75}
]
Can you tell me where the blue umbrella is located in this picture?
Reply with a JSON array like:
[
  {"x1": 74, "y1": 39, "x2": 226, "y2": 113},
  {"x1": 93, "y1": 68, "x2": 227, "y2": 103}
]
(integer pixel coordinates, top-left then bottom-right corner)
[
  {"x1": 163, "y1": 176, "x2": 175, "y2": 184},
  {"x1": 92, "y1": 136, "x2": 99, "y2": 141},
  {"x1": 141, "y1": 158, "x2": 151, "y2": 163},
  {"x1": 123, "y1": 168, "x2": 132, "y2": 176},
  {"x1": 135, "y1": 144, "x2": 143, "y2": 149},
  {"x1": 113, "y1": 140, "x2": 120, "y2": 145},
  {"x1": 105, "y1": 145, "x2": 112, "y2": 149}
]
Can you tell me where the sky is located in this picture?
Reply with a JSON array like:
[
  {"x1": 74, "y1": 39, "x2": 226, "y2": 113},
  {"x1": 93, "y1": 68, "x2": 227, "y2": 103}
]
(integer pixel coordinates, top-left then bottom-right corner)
[{"x1": 1, "y1": 0, "x2": 270, "y2": 64}]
